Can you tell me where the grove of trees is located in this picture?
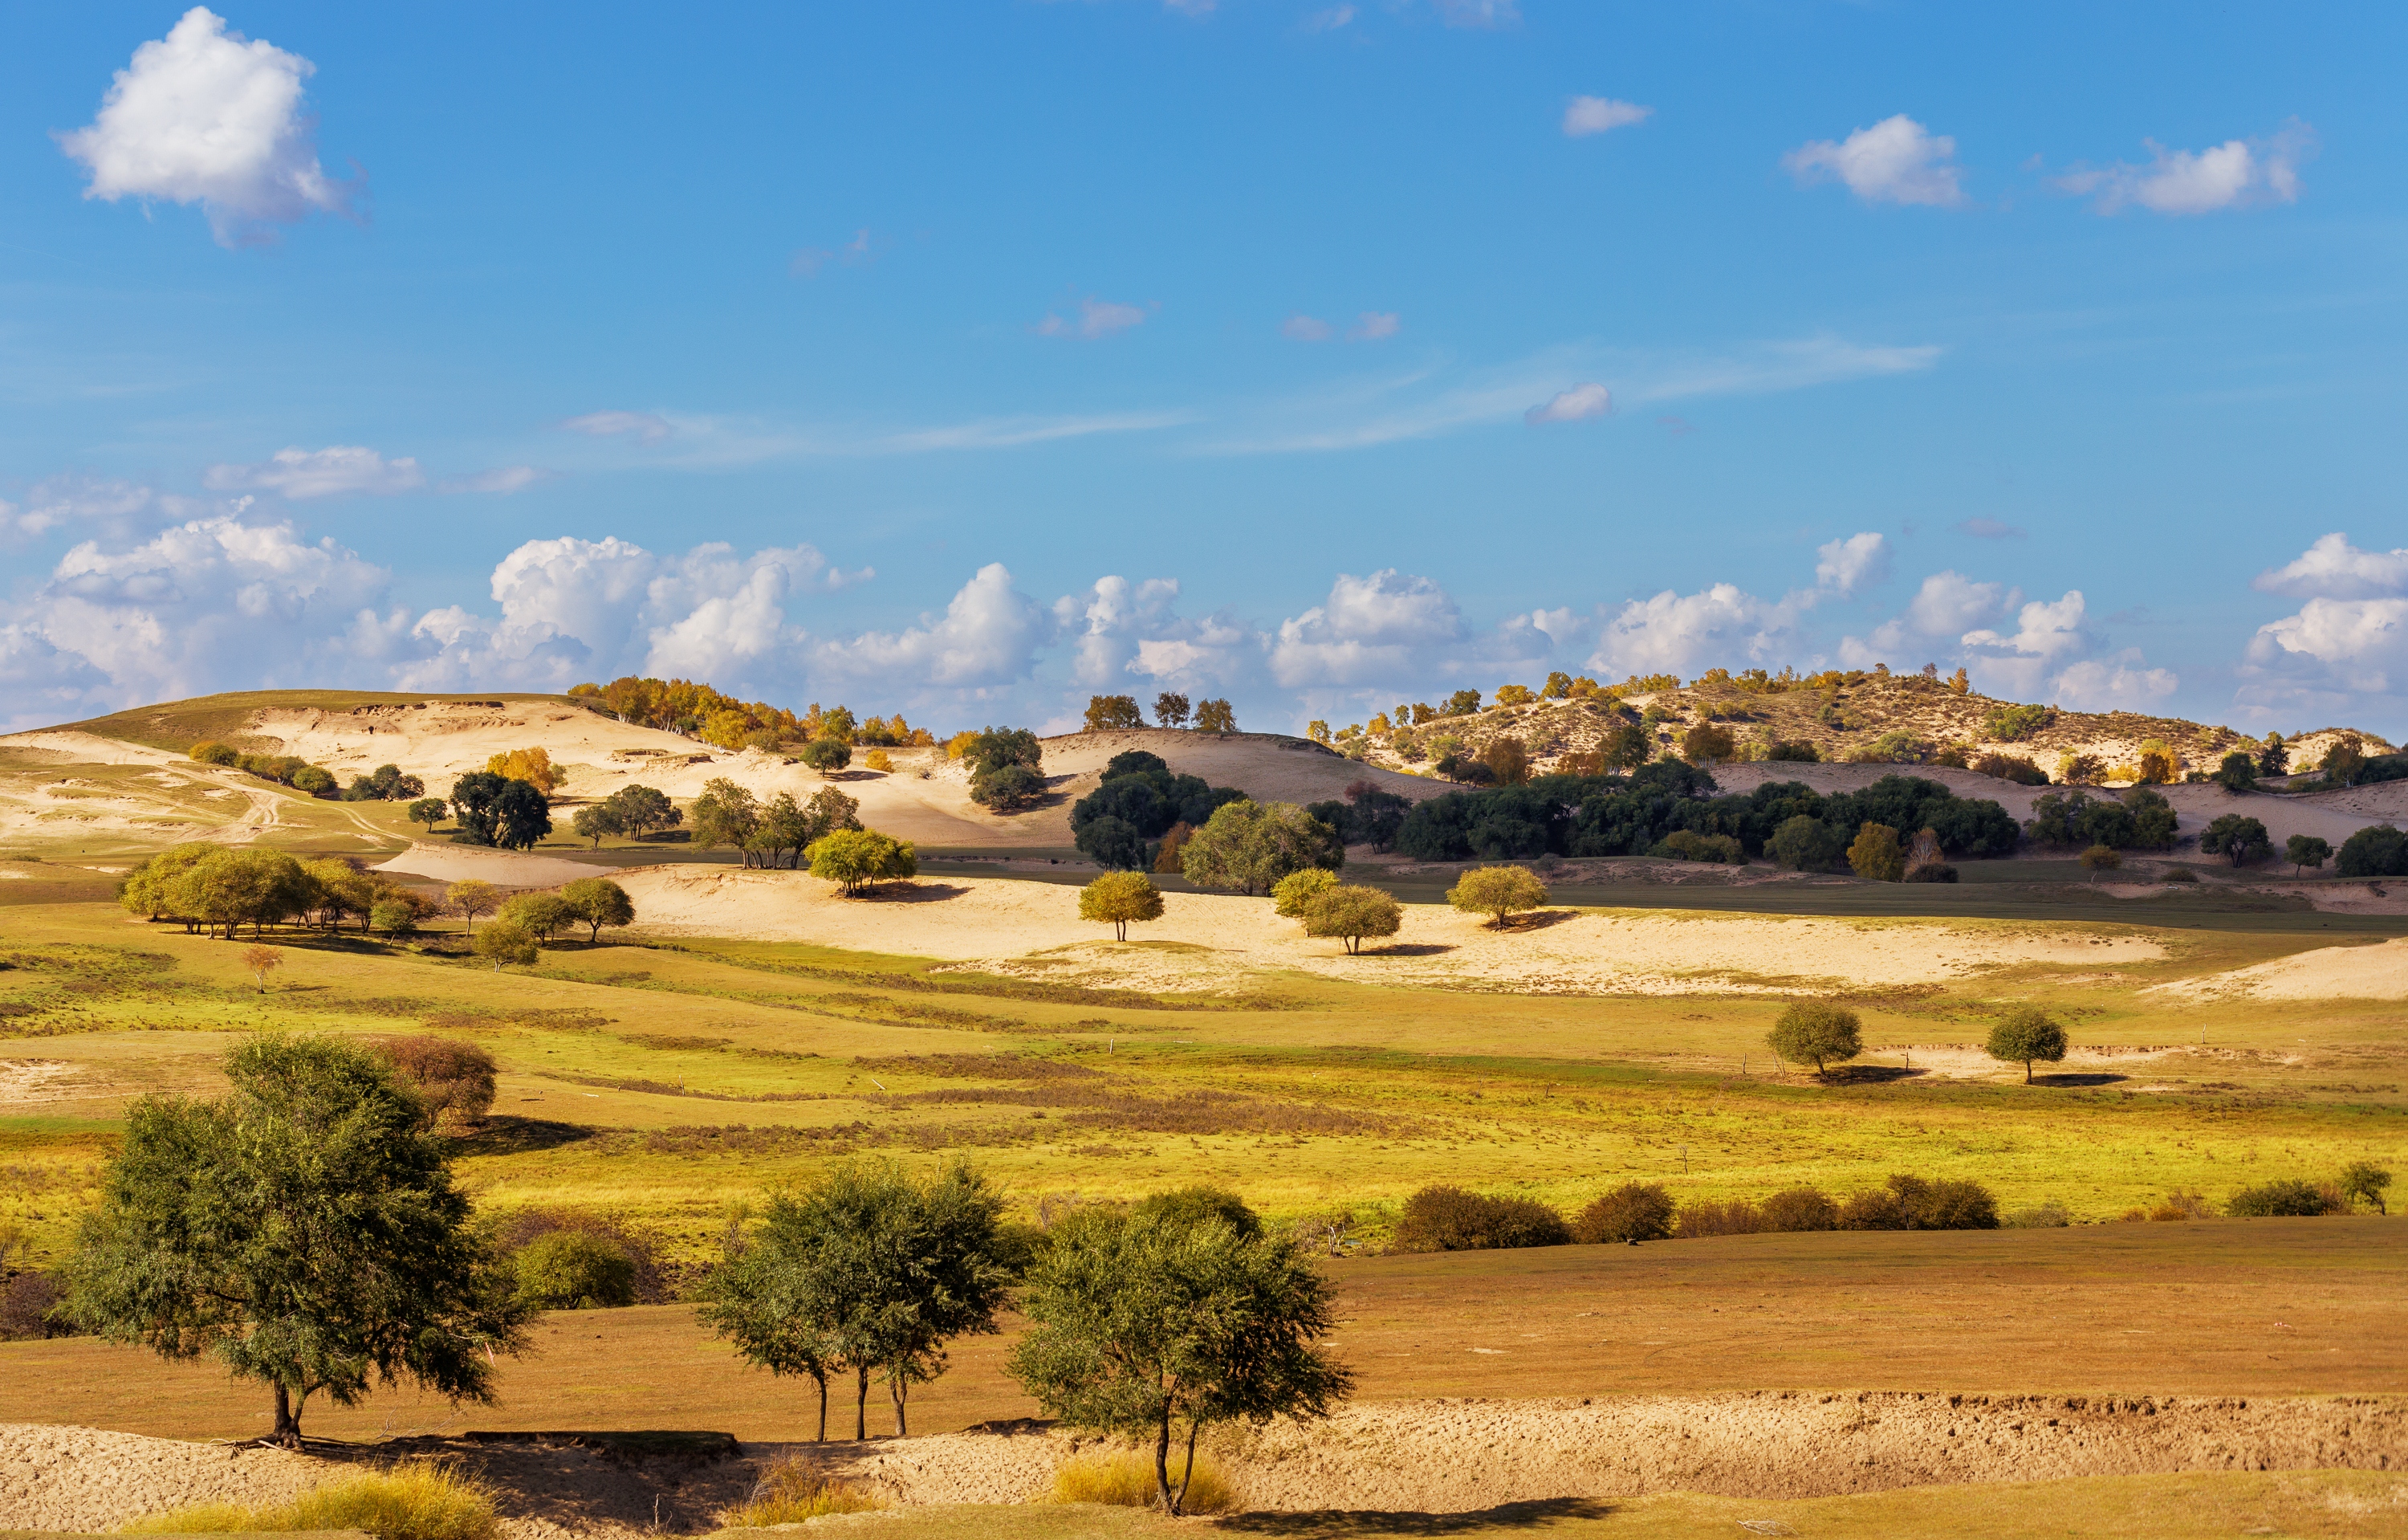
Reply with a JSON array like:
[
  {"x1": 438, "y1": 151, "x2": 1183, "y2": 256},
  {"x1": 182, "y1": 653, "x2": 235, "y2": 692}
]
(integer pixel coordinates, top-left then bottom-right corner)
[
  {"x1": 963, "y1": 727, "x2": 1047, "y2": 813},
  {"x1": 1178, "y1": 800, "x2": 1343, "y2": 895},
  {"x1": 1070, "y1": 751, "x2": 1249, "y2": 870},
  {"x1": 447, "y1": 772, "x2": 552, "y2": 850}
]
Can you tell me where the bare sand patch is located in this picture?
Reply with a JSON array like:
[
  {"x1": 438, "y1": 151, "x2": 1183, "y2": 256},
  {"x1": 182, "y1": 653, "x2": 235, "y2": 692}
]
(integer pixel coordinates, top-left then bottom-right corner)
[
  {"x1": 373, "y1": 841, "x2": 618, "y2": 889},
  {"x1": 612, "y1": 867, "x2": 2162, "y2": 996},
  {"x1": 2146, "y1": 935, "x2": 2408, "y2": 1002},
  {"x1": 0, "y1": 1059, "x2": 83, "y2": 1106}
]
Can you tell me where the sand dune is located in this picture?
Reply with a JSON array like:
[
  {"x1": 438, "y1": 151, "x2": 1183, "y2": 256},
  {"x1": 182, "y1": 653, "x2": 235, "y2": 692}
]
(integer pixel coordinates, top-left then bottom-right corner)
[{"x1": 2145, "y1": 934, "x2": 2408, "y2": 1001}]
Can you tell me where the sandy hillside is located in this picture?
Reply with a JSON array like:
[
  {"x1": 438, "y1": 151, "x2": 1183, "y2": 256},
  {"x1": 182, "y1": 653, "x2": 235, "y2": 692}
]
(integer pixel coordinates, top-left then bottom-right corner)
[
  {"x1": 372, "y1": 842, "x2": 619, "y2": 887},
  {"x1": 0, "y1": 735, "x2": 291, "y2": 846},
  {"x1": 2145, "y1": 935, "x2": 2408, "y2": 1001},
  {"x1": 611, "y1": 866, "x2": 2160, "y2": 996}
]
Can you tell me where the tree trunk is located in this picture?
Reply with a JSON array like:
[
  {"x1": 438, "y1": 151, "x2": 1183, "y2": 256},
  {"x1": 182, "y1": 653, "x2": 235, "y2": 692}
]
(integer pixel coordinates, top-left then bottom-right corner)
[
  {"x1": 1153, "y1": 1410, "x2": 1175, "y2": 1514},
  {"x1": 815, "y1": 1372, "x2": 828, "y2": 1442},
  {"x1": 889, "y1": 1372, "x2": 908, "y2": 1437},
  {"x1": 1173, "y1": 1421, "x2": 1201, "y2": 1514},
  {"x1": 270, "y1": 1382, "x2": 302, "y2": 1448},
  {"x1": 2024, "y1": 1061, "x2": 2033, "y2": 1084},
  {"x1": 854, "y1": 1365, "x2": 868, "y2": 1441}
]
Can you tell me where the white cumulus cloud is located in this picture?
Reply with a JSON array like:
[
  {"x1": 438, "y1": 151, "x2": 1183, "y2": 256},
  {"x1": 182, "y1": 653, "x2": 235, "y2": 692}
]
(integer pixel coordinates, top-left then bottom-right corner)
[
  {"x1": 1784, "y1": 115, "x2": 1967, "y2": 208},
  {"x1": 204, "y1": 446, "x2": 424, "y2": 499},
  {"x1": 2252, "y1": 532, "x2": 2408, "y2": 601},
  {"x1": 1271, "y1": 571, "x2": 1463, "y2": 687},
  {"x1": 1589, "y1": 585, "x2": 1795, "y2": 681},
  {"x1": 814, "y1": 564, "x2": 1051, "y2": 688},
  {"x1": 1283, "y1": 315, "x2": 1333, "y2": 342},
  {"x1": 2058, "y1": 121, "x2": 2314, "y2": 215},
  {"x1": 56, "y1": 6, "x2": 363, "y2": 246},
  {"x1": 1525, "y1": 383, "x2": 1613, "y2": 425},
  {"x1": 1813, "y1": 532, "x2": 1890, "y2": 597},
  {"x1": 1563, "y1": 96, "x2": 1651, "y2": 137}
]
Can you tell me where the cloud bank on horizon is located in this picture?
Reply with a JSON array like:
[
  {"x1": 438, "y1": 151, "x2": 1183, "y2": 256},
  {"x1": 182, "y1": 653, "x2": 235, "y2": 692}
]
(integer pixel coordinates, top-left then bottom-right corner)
[{"x1": 4, "y1": 5, "x2": 2394, "y2": 737}]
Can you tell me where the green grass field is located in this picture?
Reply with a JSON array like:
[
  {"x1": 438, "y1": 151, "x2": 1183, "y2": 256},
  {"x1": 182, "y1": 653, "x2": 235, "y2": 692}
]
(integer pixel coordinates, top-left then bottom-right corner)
[{"x1": 4, "y1": 878, "x2": 2402, "y2": 1269}]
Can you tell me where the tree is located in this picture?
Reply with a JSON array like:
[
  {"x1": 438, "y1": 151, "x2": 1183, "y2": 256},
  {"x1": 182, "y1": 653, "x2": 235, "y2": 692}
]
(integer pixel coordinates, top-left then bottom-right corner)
[
  {"x1": 800, "y1": 739, "x2": 852, "y2": 777},
  {"x1": 1194, "y1": 699, "x2": 1236, "y2": 733},
  {"x1": 290, "y1": 765, "x2": 337, "y2": 796},
  {"x1": 2080, "y1": 844, "x2": 2121, "y2": 881},
  {"x1": 1601, "y1": 722, "x2": 1652, "y2": 772},
  {"x1": 240, "y1": 944, "x2": 283, "y2": 992},
  {"x1": 1303, "y1": 886, "x2": 1402, "y2": 955},
  {"x1": 171, "y1": 849, "x2": 315, "y2": 939},
  {"x1": 1179, "y1": 801, "x2": 1341, "y2": 895},
  {"x1": 2258, "y1": 734, "x2": 2290, "y2": 779},
  {"x1": 372, "y1": 1037, "x2": 498, "y2": 1131},
  {"x1": 965, "y1": 725, "x2": 1043, "y2": 773},
  {"x1": 369, "y1": 900, "x2": 419, "y2": 939},
  {"x1": 691, "y1": 777, "x2": 762, "y2": 856},
  {"x1": 1984, "y1": 1006, "x2": 2068, "y2": 1083},
  {"x1": 407, "y1": 797, "x2": 448, "y2": 833},
  {"x1": 473, "y1": 922, "x2": 539, "y2": 969},
  {"x1": 486, "y1": 747, "x2": 561, "y2": 793},
  {"x1": 1767, "y1": 1000, "x2": 1861, "y2": 1076},
  {"x1": 1681, "y1": 723, "x2": 1736, "y2": 764},
  {"x1": 970, "y1": 762, "x2": 1047, "y2": 813},
  {"x1": 1847, "y1": 821, "x2": 1906, "y2": 882},
  {"x1": 1479, "y1": 736, "x2": 1531, "y2": 785},
  {"x1": 559, "y1": 877, "x2": 636, "y2": 943},
  {"x1": 2057, "y1": 752, "x2": 2105, "y2": 785},
  {"x1": 2288, "y1": 834, "x2": 2332, "y2": 877},
  {"x1": 2337, "y1": 823, "x2": 2408, "y2": 878},
  {"x1": 490, "y1": 780, "x2": 551, "y2": 851},
  {"x1": 2201, "y1": 814, "x2": 2272, "y2": 867},
  {"x1": 2134, "y1": 742, "x2": 2178, "y2": 784},
  {"x1": 2212, "y1": 752, "x2": 2259, "y2": 792},
  {"x1": 498, "y1": 892, "x2": 573, "y2": 943},
  {"x1": 1008, "y1": 1204, "x2": 1350, "y2": 1516},
  {"x1": 1085, "y1": 695, "x2": 1145, "y2": 731},
  {"x1": 1080, "y1": 872, "x2": 1165, "y2": 940},
  {"x1": 604, "y1": 784, "x2": 680, "y2": 840},
  {"x1": 2338, "y1": 1161, "x2": 2391, "y2": 1215},
  {"x1": 1271, "y1": 867, "x2": 1340, "y2": 919},
  {"x1": 446, "y1": 879, "x2": 499, "y2": 935},
  {"x1": 1447, "y1": 866, "x2": 1549, "y2": 929},
  {"x1": 1442, "y1": 689, "x2": 1483, "y2": 717},
  {"x1": 1154, "y1": 692, "x2": 1192, "y2": 729},
  {"x1": 571, "y1": 804, "x2": 624, "y2": 849},
  {"x1": 807, "y1": 829, "x2": 919, "y2": 895},
  {"x1": 61, "y1": 1034, "x2": 528, "y2": 1447},
  {"x1": 2322, "y1": 735, "x2": 2368, "y2": 785}
]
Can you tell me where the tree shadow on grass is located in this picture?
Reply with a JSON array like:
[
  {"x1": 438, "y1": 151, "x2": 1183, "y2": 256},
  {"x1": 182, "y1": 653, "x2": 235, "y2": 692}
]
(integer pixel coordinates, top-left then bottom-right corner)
[
  {"x1": 868, "y1": 882, "x2": 970, "y2": 903},
  {"x1": 449, "y1": 1116, "x2": 596, "y2": 1155},
  {"x1": 1220, "y1": 1498, "x2": 1621, "y2": 1536},
  {"x1": 1504, "y1": 908, "x2": 1583, "y2": 932},
  {"x1": 2032, "y1": 1071, "x2": 2128, "y2": 1087},
  {"x1": 1818, "y1": 1065, "x2": 1927, "y2": 1086},
  {"x1": 1366, "y1": 943, "x2": 1456, "y2": 957}
]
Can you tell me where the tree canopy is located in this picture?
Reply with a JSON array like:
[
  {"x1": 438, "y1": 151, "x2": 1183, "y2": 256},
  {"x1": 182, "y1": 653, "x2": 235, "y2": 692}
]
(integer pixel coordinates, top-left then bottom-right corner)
[
  {"x1": 1178, "y1": 800, "x2": 1342, "y2": 895},
  {"x1": 1080, "y1": 872, "x2": 1165, "y2": 940},
  {"x1": 808, "y1": 829, "x2": 919, "y2": 895},
  {"x1": 1302, "y1": 885, "x2": 1402, "y2": 955},
  {"x1": 1447, "y1": 866, "x2": 1548, "y2": 929},
  {"x1": 2201, "y1": 814, "x2": 2272, "y2": 867},
  {"x1": 1984, "y1": 1006, "x2": 2068, "y2": 1083},
  {"x1": 1767, "y1": 1000, "x2": 1862, "y2": 1076},
  {"x1": 62, "y1": 1034, "x2": 528, "y2": 1447}
]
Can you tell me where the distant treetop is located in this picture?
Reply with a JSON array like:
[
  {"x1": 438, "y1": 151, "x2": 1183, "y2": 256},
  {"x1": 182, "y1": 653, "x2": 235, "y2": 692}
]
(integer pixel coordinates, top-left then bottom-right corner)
[{"x1": 569, "y1": 675, "x2": 938, "y2": 753}]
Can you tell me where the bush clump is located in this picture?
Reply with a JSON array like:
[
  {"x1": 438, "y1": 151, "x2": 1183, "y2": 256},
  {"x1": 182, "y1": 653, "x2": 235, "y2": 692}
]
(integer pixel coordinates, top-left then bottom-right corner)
[
  {"x1": 123, "y1": 1465, "x2": 499, "y2": 1540},
  {"x1": 512, "y1": 1230, "x2": 637, "y2": 1310},
  {"x1": 1838, "y1": 1174, "x2": 1999, "y2": 1231},
  {"x1": 498, "y1": 1210, "x2": 672, "y2": 1303},
  {"x1": 2227, "y1": 1179, "x2": 2343, "y2": 1217},
  {"x1": 1390, "y1": 1185, "x2": 1569, "y2": 1252},
  {"x1": 1570, "y1": 1182, "x2": 1673, "y2": 1244}
]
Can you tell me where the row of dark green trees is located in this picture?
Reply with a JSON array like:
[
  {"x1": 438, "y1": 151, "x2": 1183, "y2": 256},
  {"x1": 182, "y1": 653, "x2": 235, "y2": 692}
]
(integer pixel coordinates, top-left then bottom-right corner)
[{"x1": 54, "y1": 1036, "x2": 1344, "y2": 1515}]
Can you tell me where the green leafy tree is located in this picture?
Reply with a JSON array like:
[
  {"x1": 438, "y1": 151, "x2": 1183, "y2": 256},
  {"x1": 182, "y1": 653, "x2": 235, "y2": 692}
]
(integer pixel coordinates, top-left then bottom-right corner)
[
  {"x1": 970, "y1": 762, "x2": 1047, "y2": 813},
  {"x1": 690, "y1": 777, "x2": 762, "y2": 857},
  {"x1": 1271, "y1": 866, "x2": 1340, "y2": 918},
  {"x1": 1540, "y1": 671, "x2": 1573, "y2": 699},
  {"x1": 2337, "y1": 823, "x2": 2408, "y2": 878},
  {"x1": 406, "y1": 797, "x2": 448, "y2": 833},
  {"x1": 1008, "y1": 1204, "x2": 1351, "y2": 1515},
  {"x1": 514, "y1": 1232, "x2": 637, "y2": 1310},
  {"x1": 1601, "y1": 722, "x2": 1652, "y2": 772},
  {"x1": 570, "y1": 804, "x2": 623, "y2": 848},
  {"x1": 1179, "y1": 801, "x2": 1341, "y2": 895},
  {"x1": 695, "y1": 1207, "x2": 842, "y2": 1440},
  {"x1": 819, "y1": 706, "x2": 861, "y2": 744},
  {"x1": 1681, "y1": 723, "x2": 1736, "y2": 764},
  {"x1": 2080, "y1": 844, "x2": 2121, "y2": 881},
  {"x1": 170, "y1": 848, "x2": 315, "y2": 939},
  {"x1": 1479, "y1": 736, "x2": 1531, "y2": 784},
  {"x1": 2257, "y1": 734, "x2": 2290, "y2": 779},
  {"x1": 1446, "y1": 865, "x2": 1548, "y2": 929},
  {"x1": 1153, "y1": 693, "x2": 1192, "y2": 729},
  {"x1": 445, "y1": 879, "x2": 499, "y2": 935},
  {"x1": 1080, "y1": 872, "x2": 1165, "y2": 940},
  {"x1": 2321, "y1": 735, "x2": 2368, "y2": 785},
  {"x1": 472, "y1": 922, "x2": 539, "y2": 970},
  {"x1": 497, "y1": 892, "x2": 573, "y2": 943},
  {"x1": 1193, "y1": 699, "x2": 1236, "y2": 733},
  {"x1": 1766, "y1": 814, "x2": 1841, "y2": 873},
  {"x1": 2287, "y1": 834, "x2": 2332, "y2": 876},
  {"x1": 604, "y1": 784, "x2": 679, "y2": 839},
  {"x1": 1442, "y1": 689, "x2": 1483, "y2": 717},
  {"x1": 1085, "y1": 695, "x2": 1145, "y2": 731},
  {"x1": 1984, "y1": 1006, "x2": 2068, "y2": 1083},
  {"x1": 807, "y1": 829, "x2": 919, "y2": 895},
  {"x1": 61, "y1": 1035, "x2": 528, "y2": 1447},
  {"x1": 800, "y1": 739, "x2": 852, "y2": 777},
  {"x1": 2212, "y1": 752, "x2": 2259, "y2": 792},
  {"x1": 2201, "y1": 813, "x2": 2272, "y2": 867},
  {"x1": 1847, "y1": 821, "x2": 1906, "y2": 882},
  {"x1": 494, "y1": 780, "x2": 552, "y2": 850},
  {"x1": 2338, "y1": 1161, "x2": 2391, "y2": 1215},
  {"x1": 559, "y1": 877, "x2": 636, "y2": 943},
  {"x1": 1303, "y1": 885, "x2": 1402, "y2": 955},
  {"x1": 966, "y1": 726, "x2": 1043, "y2": 775},
  {"x1": 1767, "y1": 999, "x2": 1862, "y2": 1077}
]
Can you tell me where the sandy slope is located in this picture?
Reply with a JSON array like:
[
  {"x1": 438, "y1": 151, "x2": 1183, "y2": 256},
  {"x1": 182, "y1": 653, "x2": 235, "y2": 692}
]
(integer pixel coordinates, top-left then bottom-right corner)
[
  {"x1": 2145, "y1": 935, "x2": 2408, "y2": 1001},
  {"x1": 611, "y1": 866, "x2": 2160, "y2": 995},
  {"x1": 372, "y1": 842, "x2": 618, "y2": 887}
]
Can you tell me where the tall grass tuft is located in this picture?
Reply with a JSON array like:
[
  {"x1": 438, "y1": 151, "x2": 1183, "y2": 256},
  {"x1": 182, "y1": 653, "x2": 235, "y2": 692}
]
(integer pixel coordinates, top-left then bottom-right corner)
[
  {"x1": 121, "y1": 1465, "x2": 498, "y2": 1540},
  {"x1": 718, "y1": 1459, "x2": 886, "y2": 1527},
  {"x1": 1051, "y1": 1448, "x2": 1237, "y2": 1515}
]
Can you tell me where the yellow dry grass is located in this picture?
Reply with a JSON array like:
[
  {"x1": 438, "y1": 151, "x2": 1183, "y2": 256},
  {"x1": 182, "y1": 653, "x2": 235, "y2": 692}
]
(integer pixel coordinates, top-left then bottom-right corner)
[{"x1": 118, "y1": 1463, "x2": 498, "y2": 1540}]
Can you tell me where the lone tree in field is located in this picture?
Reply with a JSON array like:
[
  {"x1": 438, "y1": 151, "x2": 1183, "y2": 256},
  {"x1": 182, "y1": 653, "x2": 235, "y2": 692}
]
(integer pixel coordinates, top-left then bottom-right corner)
[
  {"x1": 800, "y1": 739, "x2": 852, "y2": 778},
  {"x1": 1983, "y1": 1005, "x2": 2068, "y2": 1083},
  {"x1": 239, "y1": 944, "x2": 283, "y2": 993},
  {"x1": 1080, "y1": 871, "x2": 1165, "y2": 940},
  {"x1": 2339, "y1": 1161, "x2": 2392, "y2": 1214},
  {"x1": 1767, "y1": 1000, "x2": 1862, "y2": 1078},
  {"x1": 807, "y1": 829, "x2": 918, "y2": 896},
  {"x1": 445, "y1": 879, "x2": 498, "y2": 935},
  {"x1": 1304, "y1": 885, "x2": 1403, "y2": 955},
  {"x1": 570, "y1": 803, "x2": 623, "y2": 849},
  {"x1": 2201, "y1": 813, "x2": 2272, "y2": 867},
  {"x1": 1448, "y1": 866, "x2": 1549, "y2": 930},
  {"x1": 705, "y1": 1160, "x2": 1011, "y2": 1441},
  {"x1": 2079, "y1": 845, "x2": 2121, "y2": 882},
  {"x1": 559, "y1": 877, "x2": 636, "y2": 943},
  {"x1": 1009, "y1": 1202, "x2": 1352, "y2": 1516},
  {"x1": 2288, "y1": 833, "x2": 2332, "y2": 877},
  {"x1": 473, "y1": 921, "x2": 539, "y2": 970},
  {"x1": 62, "y1": 1034, "x2": 528, "y2": 1447},
  {"x1": 407, "y1": 797, "x2": 448, "y2": 833}
]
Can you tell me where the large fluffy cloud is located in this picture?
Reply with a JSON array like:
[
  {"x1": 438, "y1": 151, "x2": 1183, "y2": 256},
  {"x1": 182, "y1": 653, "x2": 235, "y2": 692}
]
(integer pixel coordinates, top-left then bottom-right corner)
[
  {"x1": 1591, "y1": 585, "x2": 1796, "y2": 680},
  {"x1": 56, "y1": 7, "x2": 362, "y2": 246},
  {"x1": 812, "y1": 563, "x2": 1051, "y2": 689},
  {"x1": 1784, "y1": 116, "x2": 1967, "y2": 208},
  {"x1": 1271, "y1": 570, "x2": 1465, "y2": 687},
  {"x1": 2240, "y1": 532, "x2": 2408, "y2": 715}
]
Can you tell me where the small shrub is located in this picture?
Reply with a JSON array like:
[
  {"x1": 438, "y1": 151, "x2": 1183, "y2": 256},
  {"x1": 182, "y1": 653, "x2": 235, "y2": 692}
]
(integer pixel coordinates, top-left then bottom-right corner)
[
  {"x1": 495, "y1": 1210, "x2": 672, "y2": 1302},
  {"x1": 0, "y1": 1269, "x2": 65, "y2": 1340},
  {"x1": 1972, "y1": 752, "x2": 2049, "y2": 785},
  {"x1": 122, "y1": 1465, "x2": 499, "y2": 1540},
  {"x1": 1902, "y1": 862, "x2": 1959, "y2": 882},
  {"x1": 1051, "y1": 1448, "x2": 1236, "y2": 1515},
  {"x1": 863, "y1": 748, "x2": 893, "y2": 772},
  {"x1": 722, "y1": 1461, "x2": 888, "y2": 1527},
  {"x1": 1841, "y1": 1174, "x2": 1999, "y2": 1231},
  {"x1": 2227, "y1": 1179, "x2": 2341, "y2": 1217},
  {"x1": 1571, "y1": 1182, "x2": 1673, "y2": 1244},
  {"x1": 512, "y1": 1229, "x2": 637, "y2": 1310},
  {"x1": 2159, "y1": 866, "x2": 2199, "y2": 883},
  {"x1": 1758, "y1": 1186, "x2": 1841, "y2": 1232},
  {"x1": 1391, "y1": 1185, "x2": 1569, "y2": 1252},
  {"x1": 2003, "y1": 1201, "x2": 2071, "y2": 1229},
  {"x1": 1674, "y1": 1199, "x2": 1762, "y2": 1238},
  {"x1": 2147, "y1": 1192, "x2": 2214, "y2": 1222}
]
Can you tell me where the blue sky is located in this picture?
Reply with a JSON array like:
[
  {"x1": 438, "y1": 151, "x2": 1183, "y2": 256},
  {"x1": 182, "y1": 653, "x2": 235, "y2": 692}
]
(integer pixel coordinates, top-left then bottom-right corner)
[{"x1": 3, "y1": 2, "x2": 2403, "y2": 736}]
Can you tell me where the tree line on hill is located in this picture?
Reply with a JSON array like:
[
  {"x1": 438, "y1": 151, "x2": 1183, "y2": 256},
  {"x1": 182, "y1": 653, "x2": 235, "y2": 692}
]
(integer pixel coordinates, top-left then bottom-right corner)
[
  {"x1": 1081, "y1": 693, "x2": 1237, "y2": 732},
  {"x1": 571, "y1": 675, "x2": 938, "y2": 753}
]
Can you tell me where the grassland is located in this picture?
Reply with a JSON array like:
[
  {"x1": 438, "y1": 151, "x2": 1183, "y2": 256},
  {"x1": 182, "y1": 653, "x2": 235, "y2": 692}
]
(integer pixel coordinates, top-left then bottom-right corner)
[{"x1": 48, "y1": 690, "x2": 583, "y2": 756}]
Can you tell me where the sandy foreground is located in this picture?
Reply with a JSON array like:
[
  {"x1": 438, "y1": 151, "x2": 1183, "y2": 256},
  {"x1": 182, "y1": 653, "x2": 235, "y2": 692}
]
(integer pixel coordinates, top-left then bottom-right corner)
[
  {"x1": 600, "y1": 866, "x2": 2161, "y2": 997},
  {"x1": 2145, "y1": 935, "x2": 2408, "y2": 1001},
  {"x1": 6, "y1": 1395, "x2": 2403, "y2": 1534}
]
